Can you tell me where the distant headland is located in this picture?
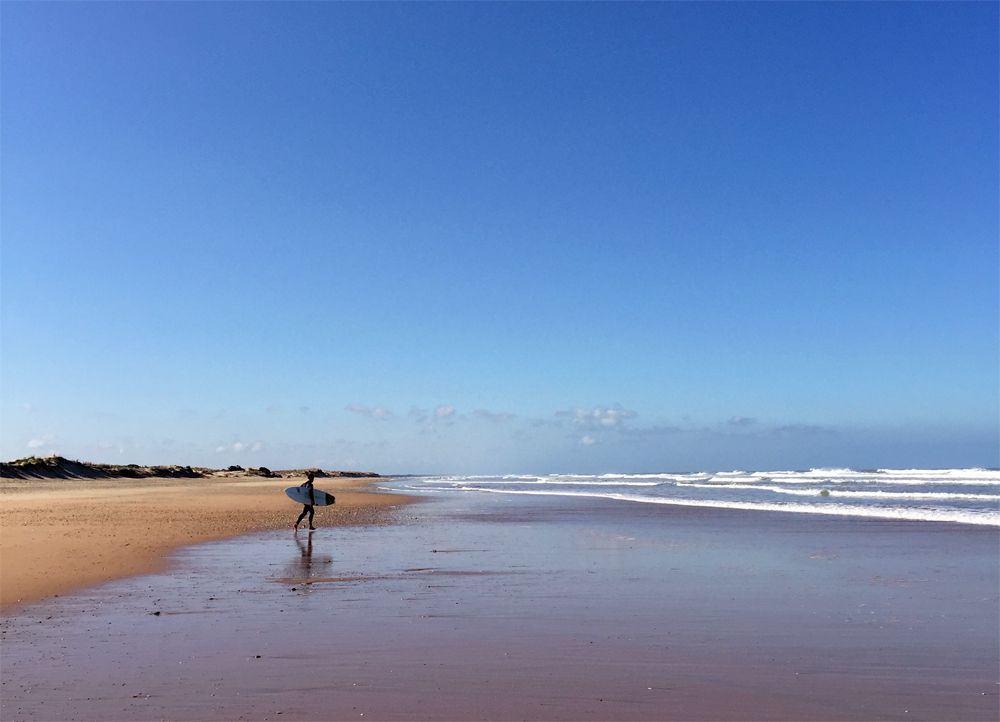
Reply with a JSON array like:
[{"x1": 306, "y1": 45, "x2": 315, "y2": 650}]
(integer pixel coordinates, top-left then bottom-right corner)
[{"x1": 0, "y1": 455, "x2": 380, "y2": 480}]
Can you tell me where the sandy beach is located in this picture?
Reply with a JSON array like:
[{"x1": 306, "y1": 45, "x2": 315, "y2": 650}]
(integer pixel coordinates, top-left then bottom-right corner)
[
  {"x1": 2, "y1": 486, "x2": 997, "y2": 721},
  {"x1": 3, "y1": 2, "x2": 995, "y2": 720},
  {"x1": 0, "y1": 473, "x2": 412, "y2": 610}
]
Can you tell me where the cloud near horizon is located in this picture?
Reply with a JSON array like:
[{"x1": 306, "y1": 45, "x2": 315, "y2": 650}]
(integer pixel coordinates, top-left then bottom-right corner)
[
  {"x1": 559, "y1": 405, "x2": 638, "y2": 430},
  {"x1": 3, "y1": 414, "x2": 994, "y2": 475},
  {"x1": 345, "y1": 403, "x2": 393, "y2": 420},
  {"x1": 434, "y1": 405, "x2": 456, "y2": 419},
  {"x1": 472, "y1": 409, "x2": 515, "y2": 423},
  {"x1": 215, "y1": 440, "x2": 265, "y2": 454}
]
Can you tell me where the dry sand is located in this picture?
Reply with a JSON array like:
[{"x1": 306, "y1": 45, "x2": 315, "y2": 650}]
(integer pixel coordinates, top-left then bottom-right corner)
[{"x1": 0, "y1": 474, "x2": 410, "y2": 610}]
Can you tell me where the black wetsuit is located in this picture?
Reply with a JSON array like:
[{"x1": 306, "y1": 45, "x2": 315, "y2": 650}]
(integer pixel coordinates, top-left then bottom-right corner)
[{"x1": 295, "y1": 481, "x2": 316, "y2": 528}]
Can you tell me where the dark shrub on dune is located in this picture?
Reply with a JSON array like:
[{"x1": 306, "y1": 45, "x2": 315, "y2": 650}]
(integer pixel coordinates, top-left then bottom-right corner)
[{"x1": 0, "y1": 456, "x2": 206, "y2": 480}]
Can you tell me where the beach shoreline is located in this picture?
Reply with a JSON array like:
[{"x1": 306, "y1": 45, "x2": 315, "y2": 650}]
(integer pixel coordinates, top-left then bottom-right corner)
[
  {"x1": 2, "y1": 490, "x2": 996, "y2": 721},
  {"x1": 0, "y1": 474, "x2": 414, "y2": 611}
]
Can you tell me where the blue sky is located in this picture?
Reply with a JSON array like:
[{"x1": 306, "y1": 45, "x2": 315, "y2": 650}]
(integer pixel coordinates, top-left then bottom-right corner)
[{"x1": 2, "y1": 2, "x2": 997, "y2": 473}]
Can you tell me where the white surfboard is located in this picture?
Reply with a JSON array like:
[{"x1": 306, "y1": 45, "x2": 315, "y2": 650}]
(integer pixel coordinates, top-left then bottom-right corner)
[{"x1": 285, "y1": 486, "x2": 336, "y2": 506}]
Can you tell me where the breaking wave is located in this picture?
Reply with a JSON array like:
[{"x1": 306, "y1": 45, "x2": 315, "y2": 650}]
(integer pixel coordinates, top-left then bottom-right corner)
[{"x1": 390, "y1": 468, "x2": 1000, "y2": 527}]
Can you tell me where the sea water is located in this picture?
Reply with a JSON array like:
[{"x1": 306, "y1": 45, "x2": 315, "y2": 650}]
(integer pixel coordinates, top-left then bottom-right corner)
[{"x1": 387, "y1": 468, "x2": 1000, "y2": 526}]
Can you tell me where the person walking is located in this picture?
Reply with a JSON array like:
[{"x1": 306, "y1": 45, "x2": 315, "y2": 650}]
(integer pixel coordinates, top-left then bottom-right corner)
[{"x1": 294, "y1": 471, "x2": 318, "y2": 531}]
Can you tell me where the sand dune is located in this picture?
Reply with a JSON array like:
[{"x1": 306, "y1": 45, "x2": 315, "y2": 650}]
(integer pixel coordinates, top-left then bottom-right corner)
[{"x1": 0, "y1": 455, "x2": 380, "y2": 480}]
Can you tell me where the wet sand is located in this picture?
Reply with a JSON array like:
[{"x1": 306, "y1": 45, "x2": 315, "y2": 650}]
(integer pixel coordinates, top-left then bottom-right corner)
[
  {"x1": 1, "y1": 490, "x2": 997, "y2": 721},
  {"x1": 0, "y1": 474, "x2": 412, "y2": 609}
]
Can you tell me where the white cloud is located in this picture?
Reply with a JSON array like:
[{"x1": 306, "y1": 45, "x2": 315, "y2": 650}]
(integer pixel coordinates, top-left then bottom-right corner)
[
  {"x1": 21, "y1": 403, "x2": 34, "y2": 413},
  {"x1": 96, "y1": 440, "x2": 127, "y2": 456},
  {"x1": 407, "y1": 405, "x2": 457, "y2": 432},
  {"x1": 215, "y1": 440, "x2": 260, "y2": 454},
  {"x1": 26, "y1": 438, "x2": 45, "y2": 449},
  {"x1": 561, "y1": 405, "x2": 637, "y2": 430},
  {"x1": 346, "y1": 403, "x2": 393, "y2": 420},
  {"x1": 472, "y1": 409, "x2": 515, "y2": 423},
  {"x1": 434, "y1": 405, "x2": 456, "y2": 419},
  {"x1": 771, "y1": 423, "x2": 833, "y2": 436},
  {"x1": 580, "y1": 435, "x2": 597, "y2": 446}
]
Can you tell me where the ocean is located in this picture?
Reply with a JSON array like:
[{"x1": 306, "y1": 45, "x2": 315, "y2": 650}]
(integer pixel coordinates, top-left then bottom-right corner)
[{"x1": 387, "y1": 468, "x2": 1000, "y2": 526}]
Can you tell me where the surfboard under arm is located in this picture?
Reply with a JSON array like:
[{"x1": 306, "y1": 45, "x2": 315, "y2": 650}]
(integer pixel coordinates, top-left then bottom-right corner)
[{"x1": 284, "y1": 487, "x2": 336, "y2": 506}]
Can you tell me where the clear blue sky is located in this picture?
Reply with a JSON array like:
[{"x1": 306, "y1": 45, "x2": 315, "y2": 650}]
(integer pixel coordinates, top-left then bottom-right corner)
[{"x1": 2, "y1": 2, "x2": 997, "y2": 473}]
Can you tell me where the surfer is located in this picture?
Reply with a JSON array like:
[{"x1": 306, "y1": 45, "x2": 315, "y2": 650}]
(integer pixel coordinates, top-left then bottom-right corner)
[{"x1": 294, "y1": 471, "x2": 318, "y2": 531}]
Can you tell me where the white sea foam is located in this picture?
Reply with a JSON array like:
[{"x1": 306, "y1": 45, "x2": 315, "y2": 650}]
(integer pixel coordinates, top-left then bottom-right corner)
[
  {"x1": 674, "y1": 481, "x2": 1000, "y2": 501},
  {"x1": 431, "y1": 478, "x2": 661, "y2": 487},
  {"x1": 877, "y1": 468, "x2": 999, "y2": 478},
  {"x1": 438, "y1": 486, "x2": 1000, "y2": 526},
  {"x1": 596, "y1": 473, "x2": 713, "y2": 481},
  {"x1": 537, "y1": 468, "x2": 1000, "y2": 483},
  {"x1": 712, "y1": 471, "x2": 1000, "y2": 486},
  {"x1": 399, "y1": 469, "x2": 1000, "y2": 526},
  {"x1": 428, "y1": 469, "x2": 1000, "y2": 487}
]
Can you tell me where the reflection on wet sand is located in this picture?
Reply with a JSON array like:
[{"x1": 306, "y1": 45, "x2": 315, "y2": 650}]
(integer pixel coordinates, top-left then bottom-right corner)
[
  {"x1": 2, "y1": 493, "x2": 997, "y2": 721},
  {"x1": 276, "y1": 531, "x2": 509, "y2": 589},
  {"x1": 285, "y1": 531, "x2": 333, "y2": 589}
]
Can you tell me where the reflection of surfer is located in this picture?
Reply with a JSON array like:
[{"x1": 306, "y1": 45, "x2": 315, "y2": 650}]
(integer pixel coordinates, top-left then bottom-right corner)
[
  {"x1": 295, "y1": 531, "x2": 313, "y2": 576},
  {"x1": 294, "y1": 471, "x2": 317, "y2": 531},
  {"x1": 290, "y1": 529, "x2": 332, "y2": 589}
]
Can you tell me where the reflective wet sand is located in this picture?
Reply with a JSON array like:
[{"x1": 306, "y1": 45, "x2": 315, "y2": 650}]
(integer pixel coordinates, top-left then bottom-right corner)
[{"x1": 2, "y1": 492, "x2": 997, "y2": 720}]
